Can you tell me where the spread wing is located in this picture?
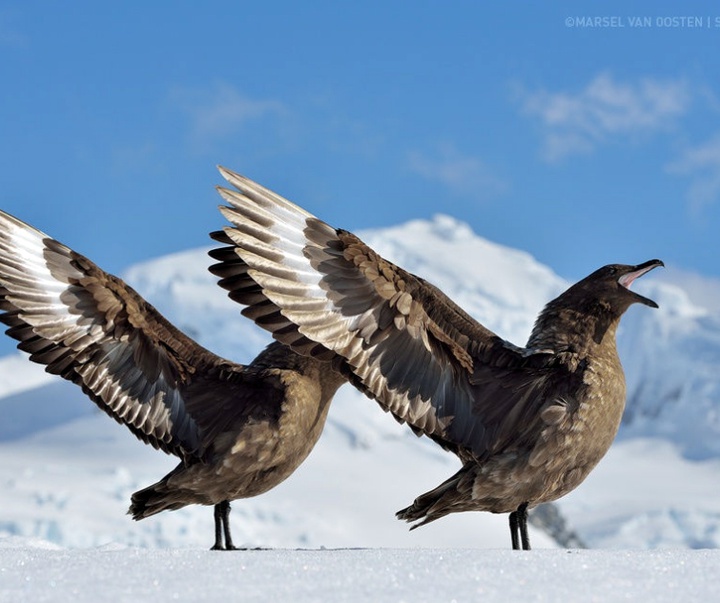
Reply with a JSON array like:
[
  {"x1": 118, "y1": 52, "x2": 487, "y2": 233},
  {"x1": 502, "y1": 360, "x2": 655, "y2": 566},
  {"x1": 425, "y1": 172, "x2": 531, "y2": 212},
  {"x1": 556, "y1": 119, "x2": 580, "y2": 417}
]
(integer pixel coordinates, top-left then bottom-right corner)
[
  {"x1": 213, "y1": 167, "x2": 582, "y2": 461},
  {"x1": 0, "y1": 210, "x2": 277, "y2": 462}
]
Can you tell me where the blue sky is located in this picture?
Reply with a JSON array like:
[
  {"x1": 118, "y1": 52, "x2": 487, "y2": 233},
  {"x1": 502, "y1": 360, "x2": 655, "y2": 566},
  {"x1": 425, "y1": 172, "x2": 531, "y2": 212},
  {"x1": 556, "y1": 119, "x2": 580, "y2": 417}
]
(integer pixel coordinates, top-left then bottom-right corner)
[{"x1": 2, "y1": 1, "x2": 720, "y2": 287}]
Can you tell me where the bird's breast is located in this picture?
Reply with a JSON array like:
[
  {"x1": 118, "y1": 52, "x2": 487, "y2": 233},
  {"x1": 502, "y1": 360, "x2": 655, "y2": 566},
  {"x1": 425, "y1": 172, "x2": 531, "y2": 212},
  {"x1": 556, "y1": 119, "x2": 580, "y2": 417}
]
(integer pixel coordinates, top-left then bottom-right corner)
[{"x1": 535, "y1": 351, "x2": 627, "y2": 503}]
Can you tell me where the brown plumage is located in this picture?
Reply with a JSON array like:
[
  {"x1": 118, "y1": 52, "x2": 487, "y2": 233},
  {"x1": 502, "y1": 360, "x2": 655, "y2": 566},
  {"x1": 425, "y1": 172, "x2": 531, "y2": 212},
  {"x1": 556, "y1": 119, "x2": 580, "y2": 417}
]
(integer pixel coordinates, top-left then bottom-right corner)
[
  {"x1": 0, "y1": 210, "x2": 345, "y2": 550},
  {"x1": 212, "y1": 166, "x2": 663, "y2": 550}
]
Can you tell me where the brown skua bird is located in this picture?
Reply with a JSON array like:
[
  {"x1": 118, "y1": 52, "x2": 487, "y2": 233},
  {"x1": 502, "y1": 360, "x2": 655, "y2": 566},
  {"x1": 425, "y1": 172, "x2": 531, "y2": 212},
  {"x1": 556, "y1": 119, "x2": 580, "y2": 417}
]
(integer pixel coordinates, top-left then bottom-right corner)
[
  {"x1": 0, "y1": 211, "x2": 345, "y2": 550},
  {"x1": 213, "y1": 166, "x2": 663, "y2": 550}
]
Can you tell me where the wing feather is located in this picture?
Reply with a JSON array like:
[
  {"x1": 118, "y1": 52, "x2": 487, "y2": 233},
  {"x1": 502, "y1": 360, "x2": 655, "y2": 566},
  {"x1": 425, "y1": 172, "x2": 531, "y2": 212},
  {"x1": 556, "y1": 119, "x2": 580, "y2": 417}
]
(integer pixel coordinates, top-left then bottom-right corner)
[{"x1": 0, "y1": 211, "x2": 271, "y2": 461}]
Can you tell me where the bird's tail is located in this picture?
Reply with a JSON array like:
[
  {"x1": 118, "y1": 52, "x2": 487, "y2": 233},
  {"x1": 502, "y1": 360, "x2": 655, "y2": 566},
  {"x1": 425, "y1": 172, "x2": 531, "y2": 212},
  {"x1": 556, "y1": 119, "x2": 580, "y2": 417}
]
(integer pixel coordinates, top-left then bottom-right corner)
[
  {"x1": 128, "y1": 478, "x2": 190, "y2": 520},
  {"x1": 396, "y1": 468, "x2": 468, "y2": 530}
]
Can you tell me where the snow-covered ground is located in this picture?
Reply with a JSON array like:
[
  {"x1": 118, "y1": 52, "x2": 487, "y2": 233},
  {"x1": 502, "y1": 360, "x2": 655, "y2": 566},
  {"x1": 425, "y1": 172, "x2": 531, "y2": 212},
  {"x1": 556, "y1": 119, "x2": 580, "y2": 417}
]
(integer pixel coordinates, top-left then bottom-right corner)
[
  {"x1": 1, "y1": 539, "x2": 716, "y2": 602},
  {"x1": 1, "y1": 214, "x2": 719, "y2": 553}
]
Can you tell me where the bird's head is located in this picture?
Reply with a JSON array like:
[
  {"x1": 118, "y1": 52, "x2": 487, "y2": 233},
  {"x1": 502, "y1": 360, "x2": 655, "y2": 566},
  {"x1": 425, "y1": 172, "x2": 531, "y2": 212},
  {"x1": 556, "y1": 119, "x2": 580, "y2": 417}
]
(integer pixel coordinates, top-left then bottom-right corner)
[
  {"x1": 569, "y1": 259, "x2": 664, "y2": 315},
  {"x1": 527, "y1": 259, "x2": 664, "y2": 350}
]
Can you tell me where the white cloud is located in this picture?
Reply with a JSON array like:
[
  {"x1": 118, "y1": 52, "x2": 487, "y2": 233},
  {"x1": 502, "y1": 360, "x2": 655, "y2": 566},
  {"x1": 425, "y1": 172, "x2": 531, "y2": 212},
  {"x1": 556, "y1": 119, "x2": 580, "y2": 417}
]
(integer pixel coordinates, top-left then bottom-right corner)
[
  {"x1": 666, "y1": 135, "x2": 720, "y2": 213},
  {"x1": 407, "y1": 144, "x2": 508, "y2": 199},
  {"x1": 656, "y1": 265, "x2": 720, "y2": 314},
  {"x1": 520, "y1": 73, "x2": 692, "y2": 161},
  {"x1": 172, "y1": 82, "x2": 286, "y2": 147}
]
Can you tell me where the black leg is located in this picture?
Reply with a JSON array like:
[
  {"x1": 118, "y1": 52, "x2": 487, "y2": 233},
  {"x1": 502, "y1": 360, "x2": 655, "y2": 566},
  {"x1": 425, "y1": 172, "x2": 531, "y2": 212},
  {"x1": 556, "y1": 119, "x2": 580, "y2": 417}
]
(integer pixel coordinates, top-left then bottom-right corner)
[
  {"x1": 211, "y1": 501, "x2": 238, "y2": 551},
  {"x1": 518, "y1": 502, "x2": 531, "y2": 550},
  {"x1": 509, "y1": 510, "x2": 520, "y2": 550},
  {"x1": 221, "y1": 501, "x2": 237, "y2": 550},
  {"x1": 211, "y1": 502, "x2": 225, "y2": 550},
  {"x1": 509, "y1": 503, "x2": 531, "y2": 550}
]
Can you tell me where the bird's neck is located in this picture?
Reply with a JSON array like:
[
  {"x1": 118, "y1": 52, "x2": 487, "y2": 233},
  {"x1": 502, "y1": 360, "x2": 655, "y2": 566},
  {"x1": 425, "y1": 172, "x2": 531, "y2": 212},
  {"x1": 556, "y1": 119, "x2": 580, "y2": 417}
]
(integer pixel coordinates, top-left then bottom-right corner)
[{"x1": 526, "y1": 300, "x2": 621, "y2": 355}]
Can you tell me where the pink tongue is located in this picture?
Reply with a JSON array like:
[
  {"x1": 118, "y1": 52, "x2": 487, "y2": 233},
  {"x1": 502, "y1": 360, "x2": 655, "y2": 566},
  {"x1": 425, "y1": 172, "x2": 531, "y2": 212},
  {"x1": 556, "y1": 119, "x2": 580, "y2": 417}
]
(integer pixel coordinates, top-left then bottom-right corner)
[
  {"x1": 619, "y1": 273, "x2": 636, "y2": 289},
  {"x1": 619, "y1": 267, "x2": 650, "y2": 289}
]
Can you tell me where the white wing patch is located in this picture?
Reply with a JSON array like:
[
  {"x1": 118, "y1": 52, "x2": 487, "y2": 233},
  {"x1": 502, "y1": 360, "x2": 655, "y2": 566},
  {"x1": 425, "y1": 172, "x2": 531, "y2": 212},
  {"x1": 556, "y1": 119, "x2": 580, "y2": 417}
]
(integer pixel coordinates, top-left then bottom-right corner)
[{"x1": 217, "y1": 184, "x2": 359, "y2": 355}]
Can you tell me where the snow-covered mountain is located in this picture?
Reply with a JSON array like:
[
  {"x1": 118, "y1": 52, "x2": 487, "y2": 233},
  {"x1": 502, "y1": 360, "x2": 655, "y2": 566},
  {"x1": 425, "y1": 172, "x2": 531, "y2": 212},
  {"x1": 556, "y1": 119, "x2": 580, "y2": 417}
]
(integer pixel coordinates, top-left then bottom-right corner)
[{"x1": 1, "y1": 214, "x2": 718, "y2": 550}]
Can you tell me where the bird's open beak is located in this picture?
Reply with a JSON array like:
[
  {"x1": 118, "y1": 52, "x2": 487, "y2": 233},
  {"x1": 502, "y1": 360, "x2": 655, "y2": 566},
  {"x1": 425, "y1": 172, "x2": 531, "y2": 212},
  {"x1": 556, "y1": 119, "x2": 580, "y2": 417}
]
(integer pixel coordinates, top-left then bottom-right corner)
[{"x1": 618, "y1": 259, "x2": 664, "y2": 308}]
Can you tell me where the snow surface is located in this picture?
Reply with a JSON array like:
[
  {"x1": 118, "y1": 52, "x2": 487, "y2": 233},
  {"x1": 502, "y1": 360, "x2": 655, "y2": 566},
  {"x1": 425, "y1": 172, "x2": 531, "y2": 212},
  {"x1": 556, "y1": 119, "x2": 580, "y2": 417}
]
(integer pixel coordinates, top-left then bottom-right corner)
[
  {"x1": 1, "y1": 214, "x2": 719, "y2": 553},
  {"x1": 1, "y1": 539, "x2": 716, "y2": 603}
]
